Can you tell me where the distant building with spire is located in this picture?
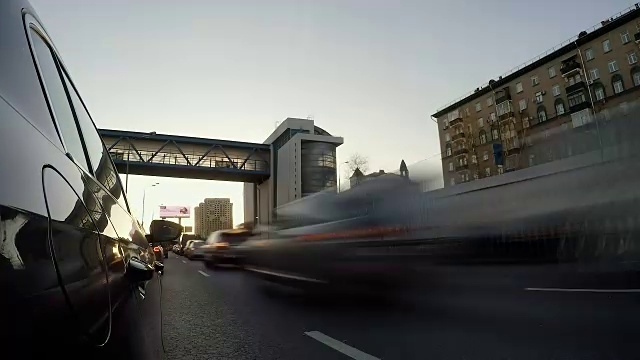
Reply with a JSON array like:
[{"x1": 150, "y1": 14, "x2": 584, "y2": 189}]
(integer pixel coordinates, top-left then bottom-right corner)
[{"x1": 349, "y1": 160, "x2": 410, "y2": 189}]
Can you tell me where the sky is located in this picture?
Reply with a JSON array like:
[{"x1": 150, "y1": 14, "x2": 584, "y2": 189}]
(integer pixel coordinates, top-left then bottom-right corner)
[{"x1": 30, "y1": 0, "x2": 636, "y2": 229}]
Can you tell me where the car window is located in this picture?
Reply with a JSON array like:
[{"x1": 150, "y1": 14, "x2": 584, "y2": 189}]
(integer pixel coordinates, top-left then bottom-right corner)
[
  {"x1": 30, "y1": 29, "x2": 89, "y2": 172},
  {"x1": 60, "y1": 69, "x2": 130, "y2": 210},
  {"x1": 222, "y1": 233, "x2": 250, "y2": 244}
]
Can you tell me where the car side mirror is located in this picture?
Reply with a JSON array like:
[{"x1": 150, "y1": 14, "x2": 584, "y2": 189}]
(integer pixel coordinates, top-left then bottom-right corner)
[{"x1": 148, "y1": 219, "x2": 182, "y2": 243}]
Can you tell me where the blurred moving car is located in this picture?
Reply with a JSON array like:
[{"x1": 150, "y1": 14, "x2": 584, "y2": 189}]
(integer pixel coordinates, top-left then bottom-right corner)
[
  {"x1": 179, "y1": 233, "x2": 200, "y2": 255},
  {"x1": 242, "y1": 177, "x2": 422, "y2": 296},
  {"x1": 202, "y1": 229, "x2": 252, "y2": 269},
  {"x1": 184, "y1": 240, "x2": 206, "y2": 260},
  {"x1": 0, "y1": 1, "x2": 183, "y2": 356}
]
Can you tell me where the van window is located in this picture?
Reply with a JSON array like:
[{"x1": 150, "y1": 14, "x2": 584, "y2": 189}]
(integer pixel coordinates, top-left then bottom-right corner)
[{"x1": 30, "y1": 30, "x2": 89, "y2": 171}]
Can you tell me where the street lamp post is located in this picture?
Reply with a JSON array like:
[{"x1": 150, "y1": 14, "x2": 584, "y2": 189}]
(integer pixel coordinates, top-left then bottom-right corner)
[
  {"x1": 125, "y1": 131, "x2": 157, "y2": 194},
  {"x1": 141, "y1": 182, "x2": 159, "y2": 229}
]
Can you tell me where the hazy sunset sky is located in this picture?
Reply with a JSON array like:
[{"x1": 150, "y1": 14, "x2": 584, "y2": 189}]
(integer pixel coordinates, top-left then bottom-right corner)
[{"x1": 30, "y1": 0, "x2": 635, "y2": 229}]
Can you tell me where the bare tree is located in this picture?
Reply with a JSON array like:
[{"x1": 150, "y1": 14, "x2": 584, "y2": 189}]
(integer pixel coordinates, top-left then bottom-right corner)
[{"x1": 345, "y1": 153, "x2": 369, "y2": 176}]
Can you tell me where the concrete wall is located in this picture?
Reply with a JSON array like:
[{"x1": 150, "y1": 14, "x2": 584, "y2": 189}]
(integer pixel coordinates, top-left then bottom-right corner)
[{"x1": 243, "y1": 183, "x2": 254, "y2": 224}]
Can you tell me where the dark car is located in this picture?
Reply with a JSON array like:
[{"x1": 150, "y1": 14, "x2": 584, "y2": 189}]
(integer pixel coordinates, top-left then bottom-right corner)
[
  {"x1": 151, "y1": 243, "x2": 165, "y2": 263},
  {"x1": 0, "y1": 1, "x2": 182, "y2": 357},
  {"x1": 202, "y1": 229, "x2": 252, "y2": 269},
  {"x1": 242, "y1": 177, "x2": 422, "y2": 296}
]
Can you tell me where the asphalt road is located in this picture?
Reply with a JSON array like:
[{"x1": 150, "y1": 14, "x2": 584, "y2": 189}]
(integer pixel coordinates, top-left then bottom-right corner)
[{"x1": 160, "y1": 255, "x2": 639, "y2": 360}]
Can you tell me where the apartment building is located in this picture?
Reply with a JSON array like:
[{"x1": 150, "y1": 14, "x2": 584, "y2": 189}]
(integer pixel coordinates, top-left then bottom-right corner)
[
  {"x1": 433, "y1": 4, "x2": 640, "y2": 187},
  {"x1": 194, "y1": 198, "x2": 233, "y2": 238}
]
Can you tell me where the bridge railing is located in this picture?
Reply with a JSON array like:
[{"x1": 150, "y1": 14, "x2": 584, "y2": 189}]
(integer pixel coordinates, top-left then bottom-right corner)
[{"x1": 108, "y1": 145, "x2": 269, "y2": 172}]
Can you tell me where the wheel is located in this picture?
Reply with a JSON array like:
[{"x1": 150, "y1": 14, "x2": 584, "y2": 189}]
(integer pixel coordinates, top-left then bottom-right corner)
[{"x1": 164, "y1": 252, "x2": 169, "y2": 259}]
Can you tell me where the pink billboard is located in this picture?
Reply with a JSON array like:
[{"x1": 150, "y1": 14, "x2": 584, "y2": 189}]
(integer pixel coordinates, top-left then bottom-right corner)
[{"x1": 159, "y1": 205, "x2": 191, "y2": 218}]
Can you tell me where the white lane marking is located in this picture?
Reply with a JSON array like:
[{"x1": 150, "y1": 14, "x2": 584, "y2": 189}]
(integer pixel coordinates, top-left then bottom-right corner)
[
  {"x1": 305, "y1": 331, "x2": 380, "y2": 360},
  {"x1": 182, "y1": 260, "x2": 187, "y2": 264},
  {"x1": 526, "y1": 287, "x2": 640, "y2": 293},
  {"x1": 245, "y1": 266, "x2": 326, "y2": 283},
  {"x1": 198, "y1": 270, "x2": 210, "y2": 277}
]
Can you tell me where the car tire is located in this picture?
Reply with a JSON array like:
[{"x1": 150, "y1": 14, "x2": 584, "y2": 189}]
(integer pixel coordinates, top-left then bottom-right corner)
[{"x1": 205, "y1": 259, "x2": 217, "y2": 269}]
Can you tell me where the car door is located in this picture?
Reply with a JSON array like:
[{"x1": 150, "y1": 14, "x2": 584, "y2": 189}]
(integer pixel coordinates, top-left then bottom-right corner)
[
  {"x1": 55, "y1": 33, "x2": 165, "y2": 360},
  {"x1": 26, "y1": 15, "x2": 163, "y2": 359}
]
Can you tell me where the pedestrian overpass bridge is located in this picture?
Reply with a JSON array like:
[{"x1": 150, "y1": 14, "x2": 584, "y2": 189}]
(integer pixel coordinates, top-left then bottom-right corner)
[{"x1": 99, "y1": 129, "x2": 271, "y2": 183}]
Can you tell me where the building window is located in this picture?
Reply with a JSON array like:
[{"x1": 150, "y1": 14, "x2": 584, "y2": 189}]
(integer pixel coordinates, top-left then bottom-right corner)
[
  {"x1": 555, "y1": 99, "x2": 566, "y2": 115},
  {"x1": 474, "y1": 173, "x2": 479, "y2": 180},
  {"x1": 608, "y1": 60, "x2": 619, "y2": 73},
  {"x1": 531, "y1": 75, "x2": 539, "y2": 86},
  {"x1": 519, "y1": 99, "x2": 527, "y2": 111},
  {"x1": 589, "y1": 68, "x2": 600, "y2": 81},
  {"x1": 446, "y1": 144, "x2": 452, "y2": 157},
  {"x1": 633, "y1": 68, "x2": 640, "y2": 86},
  {"x1": 621, "y1": 31, "x2": 631, "y2": 44},
  {"x1": 492, "y1": 128, "x2": 499, "y2": 141},
  {"x1": 548, "y1": 66, "x2": 556, "y2": 78},
  {"x1": 552, "y1": 84, "x2": 561, "y2": 96},
  {"x1": 471, "y1": 154, "x2": 477, "y2": 163},
  {"x1": 537, "y1": 106, "x2": 547, "y2": 122},
  {"x1": 475, "y1": 102, "x2": 481, "y2": 112},
  {"x1": 585, "y1": 48, "x2": 594, "y2": 61},
  {"x1": 628, "y1": 51, "x2": 638, "y2": 65},
  {"x1": 567, "y1": 73, "x2": 582, "y2": 85},
  {"x1": 568, "y1": 91, "x2": 586, "y2": 107},
  {"x1": 449, "y1": 162, "x2": 453, "y2": 172},
  {"x1": 496, "y1": 101, "x2": 512, "y2": 116},
  {"x1": 445, "y1": 133, "x2": 451, "y2": 142},
  {"x1": 498, "y1": 166, "x2": 504, "y2": 175},
  {"x1": 612, "y1": 74, "x2": 624, "y2": 94},
  {"x1": 486, "y1": 97, "x2": 493, "y2": 106},
  {"x1": 483, "y1": 151, "x2": 489, "y2": 161},
  {"x1": 535, "y1": 92, "x2": 544, "y2": 103},
  {"x1": 485, "y1": 167, "x2": 491, "y2": 177},
  {"x1": 594, "y1": 84, "x2": 606, "y2": 100},
  {"x1": 465, "y1": 107, "x2": 470, "y2": 116},
  {"x1": 443, "y1": 119, "x2": 449, "y2": 129},
  {"x1": 479, "y1": 130, "x2": 487, "y2": 144},
  {"x1": 603, "y1": 39, "x2": 612, "y2": 53},
  {"x1": 477, "y1": 118, "x2": 484, "y2": 128},
  {"x1": 516, "y1": 82, "x2": 523, "y2": 93}
]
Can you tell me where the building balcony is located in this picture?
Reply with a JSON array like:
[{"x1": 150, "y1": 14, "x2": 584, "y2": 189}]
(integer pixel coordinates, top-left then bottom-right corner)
[
  {"x1": 494, "y1": 87, "x2": 511, "y2": 105},
  {"x1": 449, "y1": 116, "x2": 463, "y2": 127},
  {"x1": 568, "y1": 99, "x2": 592, "y2": 113},
  {"x1": 505, "y1": 139, "x2": 521, "y2": 153},
  {"x1": 453, "y1": 147, "x2": 469, "y2": 156},
  {"x1": 455, "y1": 163, "x2": 469, "y2": 171},
  {"x1": 566, "y1": 80, "x2": 586, "y2": 95},
  {"x1": 451, "y1": 132, "x2": 465, "y2": 141},
  {"x1": 498, "y1": 111, "x2": 515, "y2": 121},
  {"x1": 560, "y1": 60, "x2": 581, "y2": 76}
]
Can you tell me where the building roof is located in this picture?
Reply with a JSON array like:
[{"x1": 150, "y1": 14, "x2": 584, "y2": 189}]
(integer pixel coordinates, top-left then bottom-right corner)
[
  {"x1": 431, "y1": 4, "x2": 640, "y2": 118},
  {"x1": 349, "y1": 168, "x2": 364, "y2": 179}
]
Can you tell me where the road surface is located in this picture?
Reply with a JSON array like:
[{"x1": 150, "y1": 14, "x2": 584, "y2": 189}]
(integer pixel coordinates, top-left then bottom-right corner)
[{"x1": 160, "y1": 256, "x2": 638, "y2": 360}]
